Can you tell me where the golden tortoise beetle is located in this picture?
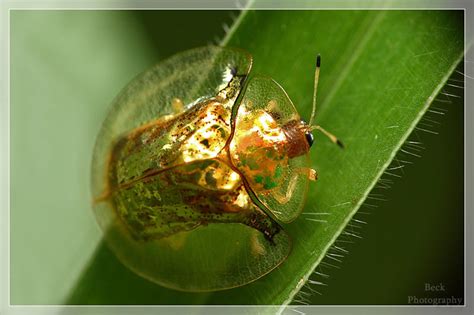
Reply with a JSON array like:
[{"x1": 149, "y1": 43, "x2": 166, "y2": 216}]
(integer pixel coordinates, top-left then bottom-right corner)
[{"x1": 91, "y1": 46, "x2": 342, "y2": 292}]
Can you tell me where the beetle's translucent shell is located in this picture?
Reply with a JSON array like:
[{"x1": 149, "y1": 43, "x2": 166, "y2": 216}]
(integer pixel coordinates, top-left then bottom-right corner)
[
  {"x1": 231, "y1": 76, "x2": 310, "y2": 223},
  {"x1": 91, "y1": 47, "x2": 310, "y2": 291}
]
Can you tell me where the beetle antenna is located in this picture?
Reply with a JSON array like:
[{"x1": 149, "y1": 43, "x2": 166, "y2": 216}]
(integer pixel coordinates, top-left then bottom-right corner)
[
  {"x1": 308, "y1": 55, "x2": 344, "y2": 149},
  {"x1": 310, "y1": 125, "x2": 345, "y2": 148},
  {"x1": 309, "y1": 54, "x2": 321, "y2": 126}
]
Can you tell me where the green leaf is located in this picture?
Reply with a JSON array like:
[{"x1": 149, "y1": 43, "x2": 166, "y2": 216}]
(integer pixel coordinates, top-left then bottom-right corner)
[
  {"x1": 66, "y1": 10, "x2": 463, "y2": 306},
  {"x1": 11, "y1": 9, "x2": 463, "y2": 307},
  {"x1": 221, "y1": 10, "x2": 464, "y2": 305},
  {"x1": 10, "y1": 10, "x2": 159, "y2": 304}
]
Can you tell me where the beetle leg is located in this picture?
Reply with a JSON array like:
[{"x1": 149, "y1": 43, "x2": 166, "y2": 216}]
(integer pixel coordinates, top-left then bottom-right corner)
[
  {"x1": 273, "y1": 175, "x2": 297, "y2": 204},
  {"x1": 273, "y1": 168, "x2": 317, "y2": 204},
  {"x1": 272, "y1": 172, "x2": 300, "y2": 205},
  {"x1": 171, "y1": 98, "x2": 185, "y2": 113},
  {"x1": 301, "y1": 168, "x2": 318, "y2": 181},
  {"x1": 245, "y1": 208, "x2": 282, "y2": 243}
]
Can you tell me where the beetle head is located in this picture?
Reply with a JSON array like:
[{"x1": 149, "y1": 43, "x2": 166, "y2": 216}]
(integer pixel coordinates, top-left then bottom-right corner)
[{"x1": 282, "y1": 119, "x2": 313, "y2": 158}]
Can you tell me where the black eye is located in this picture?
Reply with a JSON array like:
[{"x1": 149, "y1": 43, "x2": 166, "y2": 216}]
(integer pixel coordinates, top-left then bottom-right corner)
[{"x1": 305, "y1": 131, "x2": 314, "y2": 147}]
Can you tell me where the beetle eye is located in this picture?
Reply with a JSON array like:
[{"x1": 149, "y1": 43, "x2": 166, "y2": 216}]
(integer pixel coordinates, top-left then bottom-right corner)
[
  {"x1": 305, "y1": 131, "x2": 314, "y2": 147},
  {"x1": 300, "y1": 119, "x2": 313, "y2": 147}
]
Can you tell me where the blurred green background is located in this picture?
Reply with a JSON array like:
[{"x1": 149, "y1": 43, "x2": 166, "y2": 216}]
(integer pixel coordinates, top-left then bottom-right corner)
[{"x1": 10, "y1": 10, "x2": 464, "y2": 305}]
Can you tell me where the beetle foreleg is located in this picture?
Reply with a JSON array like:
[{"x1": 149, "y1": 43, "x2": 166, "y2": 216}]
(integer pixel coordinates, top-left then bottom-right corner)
[
  {"x1": 302, "y1": 168, "x2": 318, "y2": 181},
  {"x1": 273, "y1": 173, "x2": 298, "y2": 204},
  {"x1": 273, "y1": 168, "x2": 317, "y2": 204}
]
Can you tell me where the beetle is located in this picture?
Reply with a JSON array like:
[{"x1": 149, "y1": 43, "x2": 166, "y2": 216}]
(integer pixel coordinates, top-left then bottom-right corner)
[{"x1": 91, "y1": 46, "x2": 341, "y2": 292}]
